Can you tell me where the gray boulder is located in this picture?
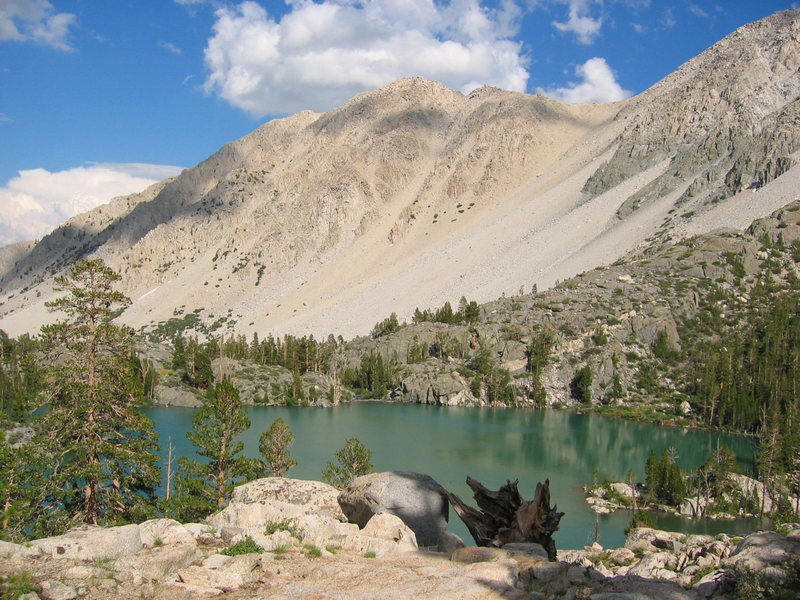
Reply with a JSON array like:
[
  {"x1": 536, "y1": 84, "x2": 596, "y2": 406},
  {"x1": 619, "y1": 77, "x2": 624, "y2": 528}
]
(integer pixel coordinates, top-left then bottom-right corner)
[
  {"x1": 726, "y1": 530, "x2": 800, "y2": 571},
  {"x1": 29, "y1": 524, "x2": 142, "y2": 560},
  {"x1": 225, "y1": 477, "x2": 345, "y2": 519},
  {"x1": 398, "y1": 360, "x2": 476, "y2": 406},
  {"x1": 153, "y1": 384, "x2": 203, "y2": 407},
  {"x1": 338, "y1": 471, "x2": 452, "y2": 550}
]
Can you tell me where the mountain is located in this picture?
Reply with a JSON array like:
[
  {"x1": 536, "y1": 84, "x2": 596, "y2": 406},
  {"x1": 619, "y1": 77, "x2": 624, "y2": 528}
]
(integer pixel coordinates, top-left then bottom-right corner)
[{"x1": 1, "y1": 10, "x2": 798, "y2": 340}]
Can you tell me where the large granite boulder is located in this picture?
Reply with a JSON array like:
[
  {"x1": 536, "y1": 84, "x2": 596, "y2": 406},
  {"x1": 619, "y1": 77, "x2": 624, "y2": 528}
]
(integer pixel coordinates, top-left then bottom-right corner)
[
  {"x1": 223, "y1": 477, "x2": 345, "y2": 519},
  {"x1": 725, "y1": 529, "x2": 800, "y2": 571},
  {"x1": 208, "y1": 477, "x2": 350, "y2": 548},
  {"x1": 206, "y1": 477, "x2": 420, "y2": 555},
  {"x1": 28, "y1": 524, "x2": 143, "y2": 560},
  {"x1": 338, "y1": 471, "x2": 454, "y2": 550}
]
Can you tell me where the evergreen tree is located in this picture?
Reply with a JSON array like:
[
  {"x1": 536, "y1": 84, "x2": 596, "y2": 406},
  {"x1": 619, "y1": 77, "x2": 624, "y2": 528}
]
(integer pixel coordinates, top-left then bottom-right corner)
[
  {"x1": 526, "y1": 329, "x2": 554, "y2": 406},
  {"x1": 370, "y1": 313, "x2": 400, "y2": 338},
  {"x1": 0, "y1": 432, "x2": 46, "y2": 541},
  {"x1": 37, "y1": 259, "x2": 159, "y2": 532},
  {"x1": 322, "y1": 438, "x2": 372, "y2": 488},
  {"x1": 571, "y1": 366, "x2": 593, "y2": 404},
  {"x1": 172, "y1": 336, "x2": 187, "y2": 371},
  {"x1": 644, "y1": 448, "x2": 686, "y2": 507},
  {"x1": 460, "y1": 298, "x2": 480, "y2": 324},
  {"x1": 173, "y1": 379, "x2": 256, "y2": 521},
  {"x1": 693, "y1": 445, "x2": 738, "y2": 515},
  {"x1": 259, "y1": 417, "x2": 297, "y2": 477},
  {"x1": 182, "y1": 340, "x2": 213, "y2": 390},
  {"x1": 0, "y1": 332, "x2": 40, "y2": 423}
]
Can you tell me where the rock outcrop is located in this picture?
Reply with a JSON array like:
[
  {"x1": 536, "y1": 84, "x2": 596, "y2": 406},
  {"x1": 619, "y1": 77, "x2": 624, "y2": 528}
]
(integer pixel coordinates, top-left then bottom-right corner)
[
  {"x1": 2, "y1": 478, "x2": 800, "y2": 600},
  {"x1": 338, "y1": 471, "x2": 457, "y2": 551}
]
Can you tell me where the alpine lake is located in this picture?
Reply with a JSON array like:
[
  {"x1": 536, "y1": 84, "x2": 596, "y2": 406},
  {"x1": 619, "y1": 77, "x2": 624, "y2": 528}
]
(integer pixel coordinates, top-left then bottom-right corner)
[{"x1": 146, "y1": 402, "x2": 767, "y2": 549}]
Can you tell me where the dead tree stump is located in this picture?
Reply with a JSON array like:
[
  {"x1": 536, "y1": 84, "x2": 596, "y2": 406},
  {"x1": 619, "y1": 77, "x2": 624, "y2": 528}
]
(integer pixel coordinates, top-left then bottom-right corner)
[{"x1": 446, "y1": 477, "x2": 564, "y2": 560}]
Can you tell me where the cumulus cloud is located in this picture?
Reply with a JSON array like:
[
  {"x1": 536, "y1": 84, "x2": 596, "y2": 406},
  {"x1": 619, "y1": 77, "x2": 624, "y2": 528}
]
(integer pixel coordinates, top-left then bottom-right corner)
[
  {"x1": 538, "y1": 57, "x2": 631, "y2": 103},
  {"x1": 552, "y1": 0, "x2": 602, "y2": 44},
  {"x1": 0, "y1": 163, "x2": 183, "y2": 247},
  {"x1": 203, "y1": 0, "x2": 529, "y2": 116},
  {"x1": 0, "y1": 0, "x2": 75, "y2": 51}
]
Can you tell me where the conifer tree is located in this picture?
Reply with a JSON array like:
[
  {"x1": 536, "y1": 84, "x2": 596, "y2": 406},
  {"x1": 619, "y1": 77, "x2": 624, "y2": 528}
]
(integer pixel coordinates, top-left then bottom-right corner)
[
  {"x1": 0, "y1": 431, "x2": 46, "y2": 541},
  {"x1": 526, "y1": 329, "x2": 554, "y2": 406},
  {"x1": 37, "y1": 259, "x2": 159, "y2": 532},
  {"x1": 259, "y1": 417, "x2": 297, "y2": 477},
  {"x1": 173, "y1": 379, "x2": 256, "y2": 521},
  {"x1": 322, "y1": 438, "x2": 372, "y2": 488}
]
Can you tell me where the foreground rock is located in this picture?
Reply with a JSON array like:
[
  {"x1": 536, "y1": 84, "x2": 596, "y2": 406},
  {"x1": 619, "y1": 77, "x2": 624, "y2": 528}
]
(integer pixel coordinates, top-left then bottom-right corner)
[
  {"x1": 338, "y1": 471, "x2": 459, "y2": 551},
  {"x1": 208, "y1": 477, "x2": 419, "y2": 557},
  {"x1": 3, "y1": 478, "x2": 800, "y2": 600}
]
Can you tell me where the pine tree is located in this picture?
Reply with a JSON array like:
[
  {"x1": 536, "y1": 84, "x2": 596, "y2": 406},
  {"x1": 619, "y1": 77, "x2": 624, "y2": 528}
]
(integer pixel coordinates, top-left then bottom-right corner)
[
  {"x1": 37, "y1": 259, "x2": 159, "y2": 532},
  {"x1": 322, "y1": 438, "x2": 372, "y2": 489},
  {"x1": 571, "y1": 366, "x2": 593, "y2": 404},
  {"x1": 526, "y1": 329, "x2": 554, "y2": 406},
  {"x1": 172, "y1": 336, "x2": 187, "y2": 371},
  {"x1": 259, "y1": 417, "x2": 297, "y2": 477},
  {"x1": 0, "y1": 431, "x2": 47, "y2": 541},
  {"x1": 173, "y1": 379, "x2": 256, "y2": 521}
]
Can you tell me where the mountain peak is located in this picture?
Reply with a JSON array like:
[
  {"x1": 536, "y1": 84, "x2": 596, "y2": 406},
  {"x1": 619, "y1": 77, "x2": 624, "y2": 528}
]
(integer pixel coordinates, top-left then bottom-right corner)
[{"x1": 1, "y1": 11, "x2": 799, "y2": 341}]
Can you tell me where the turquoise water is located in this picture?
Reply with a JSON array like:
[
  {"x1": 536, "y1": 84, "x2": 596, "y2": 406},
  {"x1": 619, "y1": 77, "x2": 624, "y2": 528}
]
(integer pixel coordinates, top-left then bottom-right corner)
[{"x1": 146, "y1": 402, "x2": 766, "y2": 549}]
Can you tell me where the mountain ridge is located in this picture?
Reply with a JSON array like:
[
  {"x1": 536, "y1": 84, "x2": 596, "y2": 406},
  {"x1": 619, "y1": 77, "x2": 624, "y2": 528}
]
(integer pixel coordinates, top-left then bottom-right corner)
[{"x1": 1, "y1": 9, "x2": 798, "y2": 340}]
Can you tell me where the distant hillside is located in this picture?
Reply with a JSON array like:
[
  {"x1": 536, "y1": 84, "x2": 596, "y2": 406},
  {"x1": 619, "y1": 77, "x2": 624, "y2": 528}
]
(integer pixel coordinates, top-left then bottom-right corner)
[{"x1": 0, "y1": 10, "x2": 798, "y2": 341}]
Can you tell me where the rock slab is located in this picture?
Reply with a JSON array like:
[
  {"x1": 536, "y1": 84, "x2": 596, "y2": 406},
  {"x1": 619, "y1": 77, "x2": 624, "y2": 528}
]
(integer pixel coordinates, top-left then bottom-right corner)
[{"x1": 338, "y1": 471, "x2": 451, "y2": 549}]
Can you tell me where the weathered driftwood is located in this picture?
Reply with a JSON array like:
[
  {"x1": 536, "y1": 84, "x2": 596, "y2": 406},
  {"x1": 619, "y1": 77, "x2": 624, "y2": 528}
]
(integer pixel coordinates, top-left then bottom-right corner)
[{"x1": 446, "y1": 477, "x2": 564, "y2": 560}]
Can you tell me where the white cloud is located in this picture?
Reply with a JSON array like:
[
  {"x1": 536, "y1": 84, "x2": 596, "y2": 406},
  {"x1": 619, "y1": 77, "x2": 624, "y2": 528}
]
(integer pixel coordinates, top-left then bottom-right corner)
[
  {"x1": 203, "y1": 0, "x2": 529, "y2": 116},
  {"x1": 157, "y1": 40, "x2": 183, "y2": 55},
  {"x1": 538, "y1": 57, "x2": 631, "y2": 103},
  {"x1": 0, "y1": 0, "x2": 75, "y2": 51},
  {"x1": 0, "y1": 163, "x2": 183, "y2": 247},
  {"x1": 688, "y1": 4, "x2": 709, "y2": 19},
  {"x1": 552, "y1": 0, "x2": 602, "y2": 45},
  {"x1": 659, "y1": 7, "x2": 676, "y2": 29}
]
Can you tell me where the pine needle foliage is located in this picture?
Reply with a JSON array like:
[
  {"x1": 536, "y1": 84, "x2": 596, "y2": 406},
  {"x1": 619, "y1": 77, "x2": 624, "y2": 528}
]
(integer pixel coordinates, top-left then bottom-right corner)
[
  {"x1": 172, "y1": 378, "x2": 257, "y2": 521},
  {"x1": 259, "y1": 417, "x2": 297, "y2": 477},
  {"x1": 36, "y1": 259, "x2": 160, "y2": 533},
  {"x1": 322, "y1": 438, "x2": 372, "y2": 489}
]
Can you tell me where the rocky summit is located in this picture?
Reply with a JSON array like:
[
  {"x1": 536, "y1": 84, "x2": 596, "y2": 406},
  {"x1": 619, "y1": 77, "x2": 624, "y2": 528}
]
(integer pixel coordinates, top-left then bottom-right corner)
[{"x1": 1, "y1": 10, "x2": 799, "y2": 341}]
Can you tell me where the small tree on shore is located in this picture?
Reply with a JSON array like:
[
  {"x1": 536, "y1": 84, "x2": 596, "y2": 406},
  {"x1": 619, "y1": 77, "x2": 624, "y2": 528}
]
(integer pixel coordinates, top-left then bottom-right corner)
[
  {"x1": 173, "y1": 379, "x2": 256, "y2": 521},
  {"x1": 259, "y1": 417, "x2": 297, "y2": 477},
  {"x1": 323, "y1": 438, "x2": 372, "y2": 488}
]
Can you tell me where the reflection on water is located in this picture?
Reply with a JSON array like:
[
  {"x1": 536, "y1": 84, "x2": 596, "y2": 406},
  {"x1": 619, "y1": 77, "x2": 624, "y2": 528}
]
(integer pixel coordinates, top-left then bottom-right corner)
[{"x1": 146, "y1": 403, "x2": 761, "y2": 549}]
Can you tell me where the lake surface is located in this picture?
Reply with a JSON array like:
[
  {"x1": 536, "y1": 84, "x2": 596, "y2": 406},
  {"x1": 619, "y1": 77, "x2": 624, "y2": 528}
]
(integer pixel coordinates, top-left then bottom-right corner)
[{"x1": 146, "y1": 402, "x2": 767, "y2": 549}]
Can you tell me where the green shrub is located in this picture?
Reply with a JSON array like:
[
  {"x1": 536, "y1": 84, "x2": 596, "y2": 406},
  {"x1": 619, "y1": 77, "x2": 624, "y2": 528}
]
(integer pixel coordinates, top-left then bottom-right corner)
[
  {"x1": 264, "y1": 518, "x2": 301, "y2": 539},
  {"x1": 322, "y1": 438, "x2": 373, "y2": 488},
  {"x1": 221, "y1": 536, "x2": 264, "y2": 556},
  {"x1": 726, "y1": 560, "x2": 800, "y2": 600},
  {"x1": 624, "y1": 510, "x2": 655, "y2": 535},
  {"x1": 0, "y1": 572, "x2": 38, "y2": 600}
]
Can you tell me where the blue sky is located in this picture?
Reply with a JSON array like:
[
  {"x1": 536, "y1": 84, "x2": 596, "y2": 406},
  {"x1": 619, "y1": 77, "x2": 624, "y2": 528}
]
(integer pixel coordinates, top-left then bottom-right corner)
[{"x1": 0, "y1": 0, "x2": 797, "y2": 245}]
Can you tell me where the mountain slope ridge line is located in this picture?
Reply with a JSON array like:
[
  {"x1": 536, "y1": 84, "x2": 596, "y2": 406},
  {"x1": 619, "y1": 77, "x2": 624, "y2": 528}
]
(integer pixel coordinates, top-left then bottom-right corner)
[{"x1": 0, "y1": 10, "x2": 798, "y2": 340}]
